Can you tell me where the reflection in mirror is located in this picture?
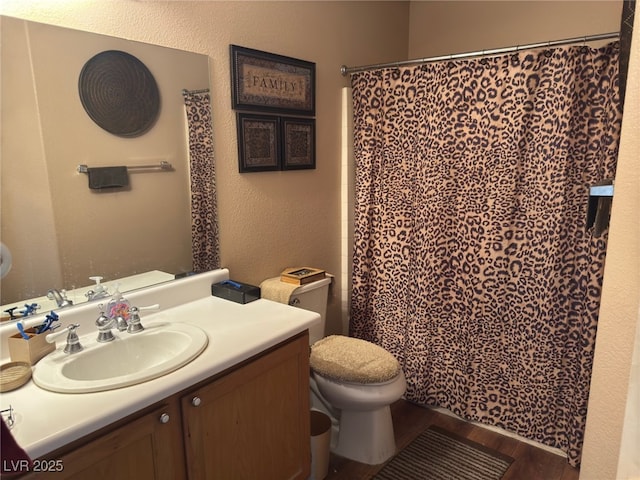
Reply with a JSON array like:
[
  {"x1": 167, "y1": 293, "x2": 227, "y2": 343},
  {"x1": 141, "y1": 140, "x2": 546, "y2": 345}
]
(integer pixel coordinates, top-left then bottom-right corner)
[{"x1": 0, "y1": 16, "x2": 213, "y2": 317}]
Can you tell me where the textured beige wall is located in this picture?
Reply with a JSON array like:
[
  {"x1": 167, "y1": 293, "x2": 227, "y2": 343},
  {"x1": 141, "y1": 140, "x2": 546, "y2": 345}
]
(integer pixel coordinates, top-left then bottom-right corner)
[
  {"x1": 0, "y1": 1, "x2": 410, "y2": 335},
  {"x1": 408, "y1": 1, "x2": 621, "y2": 58}
]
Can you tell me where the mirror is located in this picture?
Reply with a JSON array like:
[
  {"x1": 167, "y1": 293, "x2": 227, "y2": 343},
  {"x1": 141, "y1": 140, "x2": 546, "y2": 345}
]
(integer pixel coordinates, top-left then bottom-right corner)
[{"x1": 0, "y1": 17, "x2": 212, "y2": 314}]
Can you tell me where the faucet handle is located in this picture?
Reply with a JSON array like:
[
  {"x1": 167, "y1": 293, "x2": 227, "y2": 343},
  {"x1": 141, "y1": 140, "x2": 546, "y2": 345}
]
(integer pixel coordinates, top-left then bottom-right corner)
[
  {"x1": 137, "y1": 304, "x2": 160, "y2": 312},
  {"x1": 127, "y1": 306, "x2": 144, "y2": 334},
  {"x1": 46, "y1": 324, "x2": 83, "y2": 354},
  {"x1": 126, "y1": 304, "x2": 159, "y2": 334},
  {"x1": 45, "y1": 324, "x2": 73, "y2": 343}
]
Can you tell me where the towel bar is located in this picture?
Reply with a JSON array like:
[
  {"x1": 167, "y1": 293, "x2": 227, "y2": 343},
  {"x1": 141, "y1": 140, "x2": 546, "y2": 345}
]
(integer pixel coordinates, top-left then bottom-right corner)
[{"x1": 77, "y1": 161, "x2": 173, "y2": 173}]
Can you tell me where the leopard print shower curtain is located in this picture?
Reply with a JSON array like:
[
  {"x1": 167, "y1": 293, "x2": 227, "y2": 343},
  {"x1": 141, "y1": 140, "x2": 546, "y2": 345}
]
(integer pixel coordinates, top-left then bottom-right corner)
[
  {"x1": 349, "y1": 42, "x2": 621, "y2": 466},
  {"x1": 183, "y1": 90, "x2": 220, "y2": 272}
]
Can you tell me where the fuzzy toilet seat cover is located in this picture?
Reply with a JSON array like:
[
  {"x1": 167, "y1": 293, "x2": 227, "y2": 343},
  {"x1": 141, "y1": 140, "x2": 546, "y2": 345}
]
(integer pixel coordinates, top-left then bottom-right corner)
[{"x1": 310, "y1": 335, "x2": 400, "y2": 384}]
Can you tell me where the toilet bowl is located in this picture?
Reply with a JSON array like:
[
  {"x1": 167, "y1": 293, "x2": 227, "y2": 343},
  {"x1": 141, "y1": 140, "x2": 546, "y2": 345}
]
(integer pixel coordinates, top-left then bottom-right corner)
[
  {"x1": 260, "y1": 274, "x2": 406, "y2": 465},
  {"x1": 312, "y1": 370, "x2": 406, "y2": 464},
  {"x1": 310, "y1": 334, "x2": 406, "y2": 465}
]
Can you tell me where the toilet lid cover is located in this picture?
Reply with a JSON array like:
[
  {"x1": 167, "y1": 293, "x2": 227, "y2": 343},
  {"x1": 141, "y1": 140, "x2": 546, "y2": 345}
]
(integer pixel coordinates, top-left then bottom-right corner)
[{"x1": 310, "y1": 335, "x2": 400, "y2": 384}]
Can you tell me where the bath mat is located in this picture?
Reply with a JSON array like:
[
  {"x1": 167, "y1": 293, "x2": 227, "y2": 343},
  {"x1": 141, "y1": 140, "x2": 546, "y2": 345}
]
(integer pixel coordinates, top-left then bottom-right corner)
[{"x1": 374, "y1": 425, "x2": 513, "y2": 480}]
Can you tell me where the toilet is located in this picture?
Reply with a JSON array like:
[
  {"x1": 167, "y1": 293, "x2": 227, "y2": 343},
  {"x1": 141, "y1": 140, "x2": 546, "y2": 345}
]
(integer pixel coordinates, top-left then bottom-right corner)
[{"x1": 287, "y1": 277, "x2": 407, "y2": 465}]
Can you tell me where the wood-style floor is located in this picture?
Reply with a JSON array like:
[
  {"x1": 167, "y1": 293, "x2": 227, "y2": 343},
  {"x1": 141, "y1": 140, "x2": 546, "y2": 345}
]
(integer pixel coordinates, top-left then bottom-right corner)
[{"x1": 325, "y1": 399, "x2": 580, "y2": 480}]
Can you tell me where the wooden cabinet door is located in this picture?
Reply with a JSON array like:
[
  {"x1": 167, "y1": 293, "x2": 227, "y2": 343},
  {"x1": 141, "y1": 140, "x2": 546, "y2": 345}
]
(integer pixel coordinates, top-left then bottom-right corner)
[
  {"x1": 27, "y1": 401, "x2": 186, "y2": 480},
  {"x1": 182, "y1": 333, "x2": 311, "y2": 480}
]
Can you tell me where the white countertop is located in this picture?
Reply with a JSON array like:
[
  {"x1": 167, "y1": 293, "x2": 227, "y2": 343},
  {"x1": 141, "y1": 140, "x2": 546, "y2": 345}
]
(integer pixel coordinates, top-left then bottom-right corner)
[{"x1": 0, "y1": 269, "x2": 319, "y2": 459}]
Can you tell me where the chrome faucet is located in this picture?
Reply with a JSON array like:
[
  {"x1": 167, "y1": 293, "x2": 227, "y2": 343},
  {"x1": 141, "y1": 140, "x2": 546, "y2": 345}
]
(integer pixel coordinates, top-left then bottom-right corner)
[
  {"x1": 95, "y1": 309, "x2": 116, "y2": 343},
  {"x1": 47, "y1": 289, "x2": 73, "y2": 308},
  {"x1": 95, "y1": 304, "x2": 159, "y2": 340}
]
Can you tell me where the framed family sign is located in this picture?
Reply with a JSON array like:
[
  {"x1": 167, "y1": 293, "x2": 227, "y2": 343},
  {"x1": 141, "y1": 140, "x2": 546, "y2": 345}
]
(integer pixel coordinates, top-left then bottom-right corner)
[{"x1": 230, "y1": 45, "x2": 315, "y2": 116}]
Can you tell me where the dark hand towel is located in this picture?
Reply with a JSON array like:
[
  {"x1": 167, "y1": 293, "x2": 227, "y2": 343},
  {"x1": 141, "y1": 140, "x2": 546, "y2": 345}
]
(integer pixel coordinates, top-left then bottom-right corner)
[{"x1": 87, "y1": 166, "x2": 129, "y2": 189}]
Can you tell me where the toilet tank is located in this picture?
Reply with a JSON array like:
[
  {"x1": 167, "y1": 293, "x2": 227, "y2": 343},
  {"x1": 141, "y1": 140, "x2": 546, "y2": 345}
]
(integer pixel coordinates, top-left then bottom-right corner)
[{"x1": 290, "y1": 276, "x2": 331, "y2": 344}]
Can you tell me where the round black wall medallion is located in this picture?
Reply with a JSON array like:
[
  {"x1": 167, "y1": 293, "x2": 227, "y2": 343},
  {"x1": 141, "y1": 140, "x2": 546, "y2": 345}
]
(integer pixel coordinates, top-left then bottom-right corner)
[{"x1": 78, "y1": 50, "x2": 160, "y2": 138}]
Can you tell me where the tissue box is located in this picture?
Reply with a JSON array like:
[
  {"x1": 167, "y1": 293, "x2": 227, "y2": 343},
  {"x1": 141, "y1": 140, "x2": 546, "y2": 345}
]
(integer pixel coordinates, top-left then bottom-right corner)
[
  {"x1": 8, "y1": 328, "x2": 55, "y2": 365},
  {"x1": 211, "y1": 280, "x2": 260, "y2": 304}
]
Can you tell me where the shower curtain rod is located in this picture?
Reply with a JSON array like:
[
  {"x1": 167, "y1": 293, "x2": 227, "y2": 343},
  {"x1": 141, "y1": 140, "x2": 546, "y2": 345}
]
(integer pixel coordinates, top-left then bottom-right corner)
[{"x1": 340, "y1": 31, "x2": 619, "y2": 76}]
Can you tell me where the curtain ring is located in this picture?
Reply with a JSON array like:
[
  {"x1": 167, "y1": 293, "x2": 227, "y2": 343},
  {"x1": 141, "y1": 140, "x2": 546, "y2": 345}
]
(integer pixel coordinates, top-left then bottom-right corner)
[
  {"x1": 581, "y1": 36, "x2": 590, "y2": 54},
  {"x1": 544, "y1": 42, "x2": 552, "y2": 58}
]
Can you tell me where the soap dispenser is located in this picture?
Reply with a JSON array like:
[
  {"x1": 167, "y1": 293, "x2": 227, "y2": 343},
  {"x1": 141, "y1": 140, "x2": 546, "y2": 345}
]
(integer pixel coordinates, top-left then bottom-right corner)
[
  {"x1": 105, "y1": 284, "x2": 131, "y2": 329},
  {"x1": 86, "y1": 276, "x2": 109, "y2": 301}
]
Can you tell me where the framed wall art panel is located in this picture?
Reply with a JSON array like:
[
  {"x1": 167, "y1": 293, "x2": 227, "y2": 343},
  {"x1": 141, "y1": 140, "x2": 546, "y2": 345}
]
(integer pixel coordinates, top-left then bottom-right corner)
[
  {"x1": 230, "y1": 45, "x2": 315, "y2": 116},
  {"x1": 281, "y1": 117, "x2": 315, "y2": 170},
  {"x1": 236, "y1": 113, "x2": 281, "y2": 172}
]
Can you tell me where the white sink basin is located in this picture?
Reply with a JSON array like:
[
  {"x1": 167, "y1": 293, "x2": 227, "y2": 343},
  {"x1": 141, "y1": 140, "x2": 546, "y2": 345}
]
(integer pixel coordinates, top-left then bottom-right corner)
[{"x1": 32, "y1": 322, "x2": 208, "y2": 393}]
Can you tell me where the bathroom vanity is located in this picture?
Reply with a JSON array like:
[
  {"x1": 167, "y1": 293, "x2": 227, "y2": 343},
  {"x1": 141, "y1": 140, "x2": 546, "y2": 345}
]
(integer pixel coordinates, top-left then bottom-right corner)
[{"x1": 0, "y1": 269, "x2": 318, "y2": 479}]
